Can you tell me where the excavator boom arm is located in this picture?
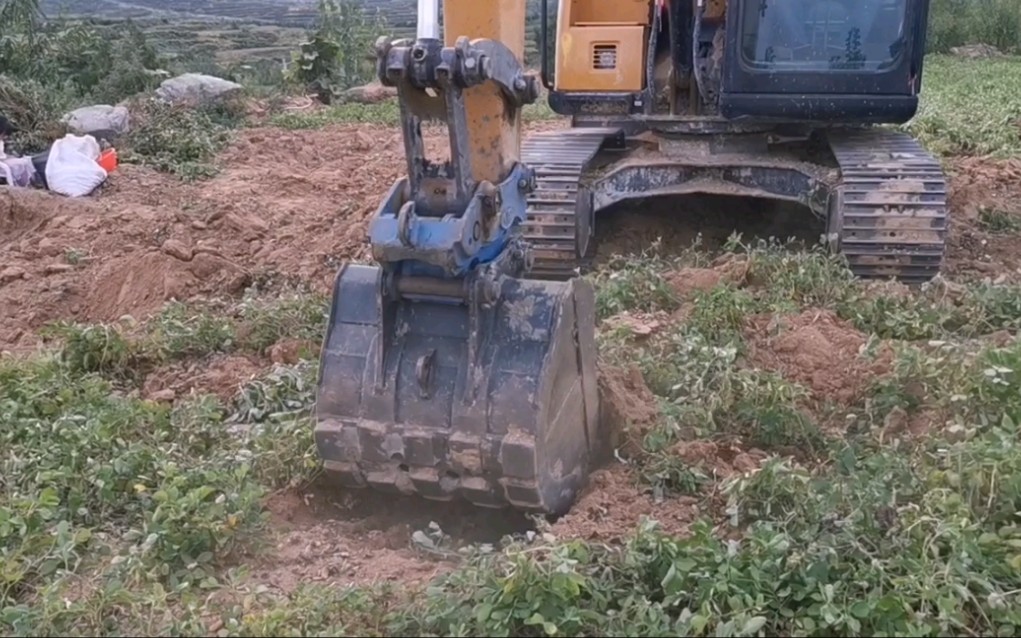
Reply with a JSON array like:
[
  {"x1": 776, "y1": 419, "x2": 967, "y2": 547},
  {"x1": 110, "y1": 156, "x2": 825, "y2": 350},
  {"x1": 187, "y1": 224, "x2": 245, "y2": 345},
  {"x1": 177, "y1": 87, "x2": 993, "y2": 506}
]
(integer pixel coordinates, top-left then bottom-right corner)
[{"x1": 313, "y1": 0, "x2": 601, "y2": 516}]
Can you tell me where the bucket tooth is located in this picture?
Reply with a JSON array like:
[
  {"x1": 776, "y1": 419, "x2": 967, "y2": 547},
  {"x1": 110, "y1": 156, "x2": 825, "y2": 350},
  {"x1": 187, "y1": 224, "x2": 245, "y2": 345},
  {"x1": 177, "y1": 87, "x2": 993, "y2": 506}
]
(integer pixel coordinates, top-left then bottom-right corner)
[{"x1": 315, "y1": 263, "x2": 600, "y2": 515}]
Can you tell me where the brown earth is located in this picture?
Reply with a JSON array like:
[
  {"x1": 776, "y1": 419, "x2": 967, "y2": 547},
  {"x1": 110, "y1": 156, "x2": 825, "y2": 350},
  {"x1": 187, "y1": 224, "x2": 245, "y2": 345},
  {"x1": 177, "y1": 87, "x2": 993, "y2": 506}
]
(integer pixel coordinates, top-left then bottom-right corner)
[
  {"x1": 945, "y1": 156, "x2": 1021, "y2": 281},
  {"x1": 3, "y1": 105, "x2": 1021, "y2": 583},
  {"x1": 549, "y1": 465, "x2": 699, "y2": 542},
  {"x1": 743, "y1": 308, "x2": 893, "y2": 408},
  {"x1": 142, "y1": 353, "x2": 263, "y2": 403}
]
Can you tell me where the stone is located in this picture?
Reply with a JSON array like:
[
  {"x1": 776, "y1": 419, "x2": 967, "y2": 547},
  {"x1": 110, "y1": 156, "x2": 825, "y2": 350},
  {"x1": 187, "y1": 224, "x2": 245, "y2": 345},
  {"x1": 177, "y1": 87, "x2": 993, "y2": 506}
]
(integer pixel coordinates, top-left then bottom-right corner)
[
  {"x1": 155, "y1": 73, "x2": 243, "y2": 106},
  {"x1": 161, "y1": 239, "x2": 194, "y2": 262},
  {"x1": 61, "y1": 105, "x2": 131, "y2": 140}
]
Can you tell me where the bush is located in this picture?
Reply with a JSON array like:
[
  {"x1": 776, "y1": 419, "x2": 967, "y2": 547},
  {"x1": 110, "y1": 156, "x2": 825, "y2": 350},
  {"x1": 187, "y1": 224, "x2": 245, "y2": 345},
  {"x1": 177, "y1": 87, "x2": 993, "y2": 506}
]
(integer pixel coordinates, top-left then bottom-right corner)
[
  {"x1": 288, "y1": 0, "x2": 390, "y2": 103},
  {"x1": 928, "y1": 0, "x2": 1021, "y2": 53}
]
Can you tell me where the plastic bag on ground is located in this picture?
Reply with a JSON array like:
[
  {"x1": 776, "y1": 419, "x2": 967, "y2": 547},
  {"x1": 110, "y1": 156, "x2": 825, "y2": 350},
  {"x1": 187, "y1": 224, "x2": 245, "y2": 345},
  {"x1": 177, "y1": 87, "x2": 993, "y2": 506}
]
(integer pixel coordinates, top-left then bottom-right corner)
[
  {"x1": 0, "y1": 157, "x2": 37, "y2": 187},
  {"x1": 44, "y1": 133, "x2": 108, "y2": 197},
  {"x1": 0, "y1": 141, "x2": 37, "y2": 187}
]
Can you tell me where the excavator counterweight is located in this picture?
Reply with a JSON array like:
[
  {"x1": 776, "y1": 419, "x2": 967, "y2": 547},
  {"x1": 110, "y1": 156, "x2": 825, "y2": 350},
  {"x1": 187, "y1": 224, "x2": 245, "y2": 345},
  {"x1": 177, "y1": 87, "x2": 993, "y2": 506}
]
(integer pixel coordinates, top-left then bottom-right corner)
[{"x1": 316, "y1": 0, "x2": 948, "y2": 515}]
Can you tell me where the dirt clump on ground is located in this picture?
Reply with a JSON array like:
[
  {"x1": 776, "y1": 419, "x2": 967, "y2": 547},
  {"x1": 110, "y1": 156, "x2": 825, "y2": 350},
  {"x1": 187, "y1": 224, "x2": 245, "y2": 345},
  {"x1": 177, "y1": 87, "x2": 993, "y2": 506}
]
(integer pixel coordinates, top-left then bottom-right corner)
[
  {"x1": 142, "y1": 353, "x2": 263, "y2": 403},
  {"x1": 670, "y1": 439, "x2": 767, "y2": 481},
  {"x1": 744, "y1": 309, "x2": 891, "y2": 407},
  {"x1": 251, "y1": 483, "x2": 536, "y2": 593},
  {"x1": 667, "y1": 254, "x2": 750, "y2": 299},
  {"x1": 879, "y1": 405, "x2": 949, "y2": 442},
  {"x1": 550, "y1": 465, "x2": 698, "y2": 542},
  {"x1": 598, "y1": 364, "x2": 662, "y2": 456},
  {"x1": 951, "y1": 43, "x2": 1005, "y2": 59}
]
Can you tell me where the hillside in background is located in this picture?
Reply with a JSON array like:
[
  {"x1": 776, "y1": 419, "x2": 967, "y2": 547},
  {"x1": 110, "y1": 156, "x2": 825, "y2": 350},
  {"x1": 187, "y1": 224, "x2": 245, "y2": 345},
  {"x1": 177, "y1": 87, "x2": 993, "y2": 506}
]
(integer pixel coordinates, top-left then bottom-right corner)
[{"x1": 40, "y1": 0, "x2": 546, "y2": 29}]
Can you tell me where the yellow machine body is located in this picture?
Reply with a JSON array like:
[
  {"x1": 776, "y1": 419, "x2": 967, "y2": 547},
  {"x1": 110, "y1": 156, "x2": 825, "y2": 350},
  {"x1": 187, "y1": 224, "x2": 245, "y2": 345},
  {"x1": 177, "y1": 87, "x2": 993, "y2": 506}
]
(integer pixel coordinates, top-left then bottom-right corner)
[{"x1": 554, "y1": 0, "x2": 651, "y2": 92}]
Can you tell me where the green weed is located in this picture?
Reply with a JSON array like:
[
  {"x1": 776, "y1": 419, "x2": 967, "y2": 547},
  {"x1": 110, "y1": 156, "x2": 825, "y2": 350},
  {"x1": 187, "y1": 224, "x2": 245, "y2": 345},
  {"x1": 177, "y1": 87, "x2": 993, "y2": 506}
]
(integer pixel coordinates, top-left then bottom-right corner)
[
  {"x1": 979, "y1": 206, "x2": 1021, "y2": 234},
  {"x1": 123, "y1": 99, "x2": 242, "y2": 180},
  {"x1": 909, "y1": 55, "x2": 1021, "y2": 157}
]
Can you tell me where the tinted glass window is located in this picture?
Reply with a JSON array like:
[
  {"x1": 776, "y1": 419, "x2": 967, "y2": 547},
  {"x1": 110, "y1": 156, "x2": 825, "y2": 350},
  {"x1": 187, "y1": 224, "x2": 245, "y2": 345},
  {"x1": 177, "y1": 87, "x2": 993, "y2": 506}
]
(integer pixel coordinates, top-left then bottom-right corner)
[{"x1": 741, "y1": 0, "x2": 908, "y2": 71}]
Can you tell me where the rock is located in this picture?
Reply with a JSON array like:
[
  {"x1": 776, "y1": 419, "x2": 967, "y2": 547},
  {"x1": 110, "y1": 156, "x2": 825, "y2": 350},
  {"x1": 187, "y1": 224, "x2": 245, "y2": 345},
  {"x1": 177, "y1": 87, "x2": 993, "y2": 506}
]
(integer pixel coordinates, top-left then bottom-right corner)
[
  {"x1": 190, "y1": 220, "x2": 208, "y2": 231},
  {"x1": 36, "y1": 237, "x2": 63, "y2": 257},
  {"x1": 161, "y1": 239, "x2": 194, "y2": 262},
  {"x1": 62, "y1": 105, "x2": 131, "y2": 140},
  {"x1": 43, "y1": 264, "x2": 74, "y2": 275},
  {"x1": 0, "y1": 266, "x2": 26, "y2": 284},
  {"x1": 223, "y1": 212, "x2": 269, "y2": 239},
  {"x1": 950, "y1": 43, "x2": 1004, "y2": 59},
  {"x1": 342, "y1": 82, "x2": 397, "y2": 105},
  {"x1": 155, "y1": 73, "x2": 243, "y2": 106}
]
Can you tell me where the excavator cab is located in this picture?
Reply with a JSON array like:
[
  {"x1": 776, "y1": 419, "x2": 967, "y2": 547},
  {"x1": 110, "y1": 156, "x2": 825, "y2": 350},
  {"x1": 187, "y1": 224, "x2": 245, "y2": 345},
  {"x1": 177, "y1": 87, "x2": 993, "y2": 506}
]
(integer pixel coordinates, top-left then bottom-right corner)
[{"x1": 543, "y1": 0, "x2": 929, "y2": 123}]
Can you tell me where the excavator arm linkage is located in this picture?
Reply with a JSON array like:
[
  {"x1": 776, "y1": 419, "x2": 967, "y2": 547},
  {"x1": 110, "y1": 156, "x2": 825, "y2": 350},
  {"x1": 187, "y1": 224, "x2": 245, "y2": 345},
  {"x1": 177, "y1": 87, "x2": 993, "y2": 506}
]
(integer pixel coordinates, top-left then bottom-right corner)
[{"x1": 314, "y1": 0, "x2": 601, "y2": 515}]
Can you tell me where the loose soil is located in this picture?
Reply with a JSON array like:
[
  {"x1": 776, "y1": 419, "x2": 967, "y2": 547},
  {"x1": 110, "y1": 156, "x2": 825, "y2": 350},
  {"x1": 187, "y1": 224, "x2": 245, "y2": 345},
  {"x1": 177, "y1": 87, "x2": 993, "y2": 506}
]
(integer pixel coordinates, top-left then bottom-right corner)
[
  {"x1": 743, "y1": 309, "x2": 892, "y2": 408},
  {"x1": 945, "y1": 156, "x2": 1021, "y2": 281},
  {"x1": 3, "y1": 103, "x2": 1020, "y2": 587}
]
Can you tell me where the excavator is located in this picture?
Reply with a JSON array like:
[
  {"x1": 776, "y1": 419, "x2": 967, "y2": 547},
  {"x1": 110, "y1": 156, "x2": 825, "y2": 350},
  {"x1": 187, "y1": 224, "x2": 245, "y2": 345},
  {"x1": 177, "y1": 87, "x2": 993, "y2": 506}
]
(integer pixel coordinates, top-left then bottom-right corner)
[{"x1": 314, "y1": 0, "x2": 947, "y2": 516}]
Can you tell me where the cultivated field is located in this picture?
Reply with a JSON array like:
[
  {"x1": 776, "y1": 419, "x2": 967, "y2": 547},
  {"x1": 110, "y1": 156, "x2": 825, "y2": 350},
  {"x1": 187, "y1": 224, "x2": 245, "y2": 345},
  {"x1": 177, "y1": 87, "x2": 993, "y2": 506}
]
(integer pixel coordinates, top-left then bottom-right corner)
[{"x1": 2, "y1": 52, "x2": 1021, "y2": 636}]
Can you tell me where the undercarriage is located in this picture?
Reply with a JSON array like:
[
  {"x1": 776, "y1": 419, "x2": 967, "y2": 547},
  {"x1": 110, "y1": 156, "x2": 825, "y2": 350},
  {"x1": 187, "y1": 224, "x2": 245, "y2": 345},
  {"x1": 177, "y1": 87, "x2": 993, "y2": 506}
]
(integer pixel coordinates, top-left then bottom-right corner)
[{"x1": 523, "y1": 119, "x2": 948, "y2": 283}]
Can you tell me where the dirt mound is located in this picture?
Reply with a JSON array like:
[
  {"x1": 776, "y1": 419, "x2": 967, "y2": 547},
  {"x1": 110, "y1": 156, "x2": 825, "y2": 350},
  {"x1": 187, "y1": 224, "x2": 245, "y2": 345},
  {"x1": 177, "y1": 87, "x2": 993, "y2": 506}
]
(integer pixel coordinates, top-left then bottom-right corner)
[
  {"x1": 550, "y1": 465, "x2": 697, "y2": 542},
  {"x1": 667, "y1": 254, "x2": 750, "y2": 299},
  {"x1": 945, "y1": 157, "x2": 1021, "y2": 280},
  {"x1": 593, "y1": 196, "x2": 823, "y2": 263},
  {"x1": 87, "y1": 251, "x2": 249, "y2": 323},
  {"x1": 0, "y1": 123, "x2": 457, "y2": 350},
  {"x1": 0, "y1": 188, "x2": 60, "y2": 239},
  {"x1": 744, "y1": 309, "x2": 889, "y2": 406},
  {"x1": 598, "y1": 364, "x2": 661, "y2": 456}
]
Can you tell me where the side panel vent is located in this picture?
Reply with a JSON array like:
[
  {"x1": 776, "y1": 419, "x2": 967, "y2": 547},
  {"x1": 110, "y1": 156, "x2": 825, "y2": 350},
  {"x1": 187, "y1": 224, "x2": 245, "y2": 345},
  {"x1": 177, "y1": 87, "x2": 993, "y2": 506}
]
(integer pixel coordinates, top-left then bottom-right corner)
[{"x1": 592, "y1": 43, "x2": 618, "y2": 70}]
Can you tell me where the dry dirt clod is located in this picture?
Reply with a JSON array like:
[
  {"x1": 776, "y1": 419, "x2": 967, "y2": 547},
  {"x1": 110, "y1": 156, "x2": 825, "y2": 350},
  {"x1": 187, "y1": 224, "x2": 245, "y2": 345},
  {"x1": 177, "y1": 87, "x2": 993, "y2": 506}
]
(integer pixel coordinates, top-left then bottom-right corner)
[
  {"x1": 149, "y1": 388, "x2": 176, "y2": 402},
  {"x1": 43, "y1": 263, "x2": 74, "y2": 275},
  {"x1": 36, "y1": 237, "x2": 63, "y2": 257},
  {"x1": 268, "y1": 338, "x2": 316, "y2": 365},
  {"x1": 0, "y1": 266, "x2": 27, "y2": 284},
  {"x1": 161, "y1": 239, "x2": 194, "y2": 262}
]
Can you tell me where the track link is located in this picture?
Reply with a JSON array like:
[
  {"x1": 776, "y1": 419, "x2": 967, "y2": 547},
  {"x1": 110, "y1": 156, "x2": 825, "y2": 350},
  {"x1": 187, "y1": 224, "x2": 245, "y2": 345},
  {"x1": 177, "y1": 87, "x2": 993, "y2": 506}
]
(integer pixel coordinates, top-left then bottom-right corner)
[
  {"x1": 521, "y1": 128, "x2": 622, "y2": 280},
  {"x1": 828, "y1": 128, "x2": 949, "y2": 283}
]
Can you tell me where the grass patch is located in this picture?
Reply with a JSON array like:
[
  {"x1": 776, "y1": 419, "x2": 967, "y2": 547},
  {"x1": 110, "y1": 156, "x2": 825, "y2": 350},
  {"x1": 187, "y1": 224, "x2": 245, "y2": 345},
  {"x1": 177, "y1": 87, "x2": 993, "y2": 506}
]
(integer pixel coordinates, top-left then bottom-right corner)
[
  {"x1": 979, "y1": 206, "x2": 1021, "y2": 234},
  {"x1": 266, "y1": 91, "x2": 558, "y2": 130},
  {"x1": 39, "y1": 287, "x2": 330, "y2": 386},
  {"x1": 909, "y1": 55, "x2": 1021, "y2": 157},
  {"x1": 122, "y1": 98, "x2": 247, "y2": 180}
]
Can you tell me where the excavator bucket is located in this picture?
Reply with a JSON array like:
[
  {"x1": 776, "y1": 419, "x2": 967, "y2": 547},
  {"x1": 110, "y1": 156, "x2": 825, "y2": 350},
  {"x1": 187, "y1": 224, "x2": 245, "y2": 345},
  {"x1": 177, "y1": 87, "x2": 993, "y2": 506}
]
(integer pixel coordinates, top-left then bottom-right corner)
[{"x1": 314, "y1": 263, "x2": 600, "y2": 515}]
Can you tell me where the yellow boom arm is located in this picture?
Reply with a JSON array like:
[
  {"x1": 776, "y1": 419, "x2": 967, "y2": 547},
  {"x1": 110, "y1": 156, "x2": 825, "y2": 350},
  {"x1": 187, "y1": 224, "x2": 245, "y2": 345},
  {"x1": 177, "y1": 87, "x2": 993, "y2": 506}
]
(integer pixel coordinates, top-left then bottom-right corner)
[{"x1": 444, "y1": 0, "x2": 527, "y2": 185}]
